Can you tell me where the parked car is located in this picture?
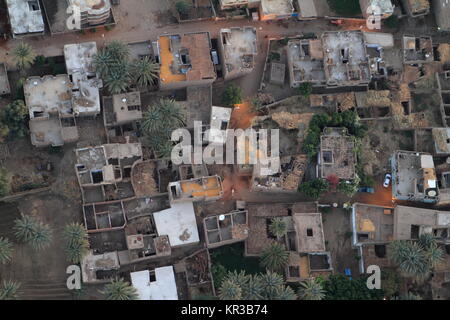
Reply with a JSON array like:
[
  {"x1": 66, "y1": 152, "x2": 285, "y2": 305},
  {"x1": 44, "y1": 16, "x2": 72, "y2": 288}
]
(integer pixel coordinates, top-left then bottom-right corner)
[
  {"x1": 383, "y1": 173, "x2": 392, "y2": 188},
  {"x1": 358, "y1": 186, "x2": 375, "y2": 193}
]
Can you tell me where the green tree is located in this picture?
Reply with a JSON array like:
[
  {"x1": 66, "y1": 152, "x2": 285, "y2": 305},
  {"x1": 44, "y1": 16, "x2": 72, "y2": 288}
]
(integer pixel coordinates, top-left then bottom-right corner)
[
  {"x1": 259, "y1": 271, "x2": 284, "y2": 299},
  {"x1": 0, "y1": 237, "x2": 13, "y2": 264},
  {"x1": 222, "y1": 84, "x2": 243, "y2": 107},
  {"x1": 388, "y1": 240, "x2": 430, "y2": 280},
  {"x1": 274, "y1": 285, "x2": 297, "y2": 300},
  {"x1": 418, "y1": 234, "x2": 444, "y2": 268},
  {"x1": 297, "y1": 82, "x2": 312, "y2": 97},
  {"x1": 0, "y1": 168, "x2": 9, "y2": 197},
  {"x1": 323, "y1": 274, "x2": 383, "y2": 300},
  {"x1": 260, "y1": 242, "x2": 289, "y2": 272},
  {"x1": 104, "y1": 61, "x2": 131, "y2": 94},
  {"x1": 13, "y1": 215, "x2": 52, "y2": 250},
  {"x1": 268, "y1": 218, "x2": 287, "y2": 240},
  {"x1": 63, "y1": 223, "x2": 90, "y2": 264},
  {"x1": 0, "y1": 280, "x2": 21, "y2": 300},
  {"x1": 218, "y1": 278, "x2": 242, "y2": 300},
  {"x1": 298, "y1": 179, "x2": 329, "y2": 199},
  {"x1": 175, "y1": 0, "x2": 192, "y2": 14},
  {"x1": 337, "y1": 179, "x2": 359, "y2": 197},
  {"x1": 211, "y1": 263, "x2": 228, "y2": 289},
  {"x1": 12, "y1": 42, "x2": 37, "y2": 71},
  {"x1": 298, "y1": 278, "x2": 326, "y2": 300},
  {"x1": 242, "y1": 274, "x2": 263, "y2": 300},
  {"x1": 132, "y1": 56, "x2": 160, "y2": 88},
  {"x1": 101, "y1": 278, "x2": 138, "y2": 300},
  {"x1": 1, "y1": 100, "x2": 28, "y2": 139},
  {"x1": 384, "y1": 14, "x2": 399, "y2": 29},
  {"x1": 105, "y1": 40, "x2": 130, "y2": 61},
  {"x1": 381, "y1": 270, "x2": 402, "y2": 299}
]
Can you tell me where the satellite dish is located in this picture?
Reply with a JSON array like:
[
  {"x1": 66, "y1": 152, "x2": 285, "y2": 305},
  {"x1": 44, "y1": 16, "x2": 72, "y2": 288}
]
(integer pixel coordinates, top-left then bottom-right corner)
[
  {"x1": 428, "y1": 190, "x2": 437, "y2": 197},
  {"x1": 219, "y1": 215, "x2": 225, "y2": 221}
]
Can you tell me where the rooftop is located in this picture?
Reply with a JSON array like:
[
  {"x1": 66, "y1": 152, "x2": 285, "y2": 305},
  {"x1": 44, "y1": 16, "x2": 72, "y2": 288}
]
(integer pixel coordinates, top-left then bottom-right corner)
[
  {"x1": 322, "y1": 31, "x2": 370, "y2": 86},
  {"x1": 131, "y1": 266, "x2": 178, "y2": 300},
  {"x1": 108, "y1": 92, "x2": 142, "y2": 126},
  {"x1": 434, "y1": 0, "x2": 450, "y2": 31},
  {"x1": 168, "y1": 175, "x2": 223, "y2": 202},
  {"x1": 204, "y1": 210, "x2": 249, "y2": 248},
  {"x1": 6, "y1": 0, "x2": 45, "y2": 36},
  {"x1": 403, "y1": 35, "x2": 433, "y2": 63},
  {"x1": 153, "y1": 202, "x2": 200, "y2": 247},
  {"x1": 293, "y1": 210, "x2": 326, "y2": 252},
  {"x1": 406, "y1": 0, "x2": 430, "y2": 14},
  {"x1": 260, "y1": 0, "x2": 294, "y2": 16},
  {"x1": 360, "y1": 0, "x2": 394, "y2": 15},
  {"x1": 296, "y1": 0, "x2": 318, "y2": 18},
  {"x1": 432, "y1": 128, "x2": 450, "y2": 154},
  {"x1": 220, "y1": 27, "x2": 257, "y2": 79},
  {"x1": 158, "y1": 33, "x2": 215, "y2": 85},
  {"x1": 64, "y1": 42, "x2": 98, "y2": 77},
  {"x1": 287, "y1": 39, "x2": 326, "y2": 86},
  {"x1": 81, "y1": 250, "x2": 119, "y2": 283},
  {"x1": 352, "y1": 203, "x2": 394, "y2": 244},
  {"x1": 319, "y1": 127, "x2": 356, "y2": 180},
  {"x1": 207, "y1": 106, "x2": 232, "y2": 144}
]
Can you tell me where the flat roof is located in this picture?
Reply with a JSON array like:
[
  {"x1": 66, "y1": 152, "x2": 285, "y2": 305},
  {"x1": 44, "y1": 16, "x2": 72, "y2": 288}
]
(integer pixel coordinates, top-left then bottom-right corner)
[
  {"x1": 111, "y1": 92, "x2": 142, "y2": 125},
  {"x1": 261, "y1": 0, "x2": 294, "y2": 15},
  {"x1": 297, "y1": 0, "x2": 317, "y2": 17},
  {"x1": 207, "y1": 106, "x2": 232, "y2": 144},
  {"x1": 432, "y1": 128, "x2": 450, "y2": 154},
  {"x1": 353, "y1": 203, "x2": 394, "y2": 243},
  {"x1": 220, "y1": 27, "x2": 257, "y2": 78},
  {"x1": 64, "y1": 42, "x2": 98, "y2": 76},
  {"x1": 131, "y1": 266, "x2": 178, "y2": 300},
  {"x1": 322, "y1": 31, "x2": 370, "y2": 86},
  {"x1": 293, "y1": 212, "x2": 326, "y2": 252},
  {"x1": 363, "y1": 32, "x2": 394, "y2": 48},
  {"x1": 159, "y1": 33, "x2": 215, "y2": 85},
  {"x1": 287, "y1": 39, "x2": 326, "y2": 85},
  {"x1": 434, "y1": 0, "x2": 450, "y2": 31},
  {"x1": 24, "y1": 75, "x2": 73, "y2": 118},
  {"x1": 153, "y1": 202, "x2": 200, "y2": 247},
  {"x1": 81, "y1": 250, "x2": 119, "y2": 283},
  {"x1": 6, "y1": 0, "x2": 45, "y2": 36}
]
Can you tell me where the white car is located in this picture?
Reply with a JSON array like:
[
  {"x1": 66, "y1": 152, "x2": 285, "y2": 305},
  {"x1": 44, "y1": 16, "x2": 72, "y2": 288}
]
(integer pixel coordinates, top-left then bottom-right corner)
[{"x1": 383, "y1": 173, "x2": 392, "y2": 188}]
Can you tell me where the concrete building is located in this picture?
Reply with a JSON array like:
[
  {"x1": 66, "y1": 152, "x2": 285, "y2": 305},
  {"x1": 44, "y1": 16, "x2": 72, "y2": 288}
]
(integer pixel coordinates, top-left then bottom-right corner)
[
  {"x1": 42, "y1": 0, "x2": 115, "y2": 35},
  {"x1": 318, "y1": 127, "x2": 356, "y2": 180},
  {"x1": 0, "y1": 63, "x2": 11, "y2": 96},
  {"x1": 5, "y1": 0, "x2": 45, "y2": 38},
  {"x1": 206, "y1": 106, "x2": 232, "y2": 144},
  {"x1": 391, "y1": 151, "x2": 439, "y2": 203},
  {"x1": 168, "y1": 175, "x2": 223, "y2": 203},
  {"x1": 322, "y1": 31, "x2": 371, "y2": 87},
  {"x1": 81, "y1": 250, "x2": 120, "y2": 283},
  {"x1": 287, "y1": 38, "x2": 326, "y2": 87},
  {"x1": 153, "y1": 202, "x2": 200, "y2": 247},
  {"x1": 296, "y1": 0, "x2": 318, "y2": 19},
  {"x1": 156, "y1": 32, "x2": 216, "y2": 90},
  {"x1": 403, "y1": 35, "x2": 433, "y2": 64},
  {"x1": 203, "y1": 210, "x2": 249, "y2": 248},
  {"x1": 402, "y1": 0, "x2": 430, "y2": 17},
  {"x1": 25, "y1": 75, "x2": 79, "y2": 147},
  {"x1": 219, "y1": 27, "x2": 257, "y2": 80},
  {"x1": 433, "y1": 0, "x2": 450, "y2": 31},
  {"x1": 432, "y1": 128, "x2": 450, "y2": 155},
  {"x1": 259, "y1": 0, "x2": 294, "y2": 20},
  {"x1": 131, "y1": 266, "x2": 179, "y2": 300},
  {"x1": 359, "y1": 0, "x2": 394, "y2": 18}
]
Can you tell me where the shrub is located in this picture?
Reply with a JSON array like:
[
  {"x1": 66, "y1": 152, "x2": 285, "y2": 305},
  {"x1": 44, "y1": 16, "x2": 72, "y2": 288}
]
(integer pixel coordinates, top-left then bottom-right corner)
[
  {"x1": 298, "y1": 179, "x2": 329, "y2": 199},
  {"x1": 222, "y1": 84, "x2": 243, "y2": 107}
]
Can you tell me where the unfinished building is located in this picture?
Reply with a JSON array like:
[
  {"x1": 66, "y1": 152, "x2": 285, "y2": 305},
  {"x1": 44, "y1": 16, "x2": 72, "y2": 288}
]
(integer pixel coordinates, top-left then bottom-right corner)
[
  {"x1": 402, "y1": 0, "x2": 430, "y2": 17},
  {"x1": 168, "y1": 175, "x2": 223, "y2": 203},
  {"x1": 433, "y1": 0, "x2": 450, "y2": 32},
  {"x1": 0, "y1": 63, "x2": 10, "y2": 96},
  {"x1": 403, "y1": 35, "x2": 433, "y2": 64},
  {"x1": 203, "y1": 210, "x2": 249, "y2": 248},
  {"x1": 81, "y1": 250, "x2": 120, "y2": 283},
  {"x1": 75, "y1": 143, "x2": 143, "y2": 204},
  {"x1": 103, "y1": 91, "x2": 142, "y2": 143},
  {"x1": 432, "y1": 128, "x2": 450, "y2": 155},
  {"x1": 156, "y1": 32, "x2": 216, "y2": 90},
  {"x1": 318, "y1": 127, "x2": 356, "y2": 180},
  {"x1": 219, "y1": 27, "x2": 257, "y2": 80},
  {"x1": 322, "y1": 31, "x2": 371, "y2": 87},
  {"x1": 25, "y1": 75, "x2": 79, "y2": 147},
  {"x1": 359, "y1": 0, "x2": 394, "y2": 18},
  {"x1": 131, "y1": 266, "x2": 179, "y2": 300},
  {"x1": 391, "y1": 151, "x2": 439, "y2": 203},
  {"x1": 42, "y1": 0, "x2": 116, "y2": 35},
  {"x1": 245, "y1": 202, "x2": 332, "y2": 280},
  {"x1": 287, "y1": 38, "x2": 326, "y2": 87},
  {"x1": 5, "y1": 0, "x2": 45, "y2": 38}
]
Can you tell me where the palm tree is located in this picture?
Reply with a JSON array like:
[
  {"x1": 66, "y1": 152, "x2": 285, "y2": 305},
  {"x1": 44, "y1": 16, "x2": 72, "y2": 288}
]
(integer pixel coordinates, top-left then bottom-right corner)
[
  {"x1": 260, "y1": 242, "x2": 289, "y2": 271},
  {"x1": 14, "y1": 214, "x2": 38, "y2": 242},
  {"x1": 259, "y1": 271, "x2": 284, "y2": 299},
  {"x1": 132, "y1": 56, "x2": 159, "y2": 88},
  {"x1": 29, "y1": 222, "x2": 52, "y2": 250},
  {"x1": 388, "y1": 240, "x2": 430, "y2": 280},
  {"x1": 104, "y1": 61, "x2": 131, "y2": 94},
  {"x1": 226, "y1": 270, "x2": 249, "y2": 288},
  {"x1": 218, "y1": 279, "x2": 242, "y2": 300},
  {"x1": 105, "y1": 40, "x2": 130, "y2": 61},
  {"x1": 12, "y1": 42, "x2": 36, "y2": 70},
  {"x1": 426, "y1": 242, "x2": 444, "y2": 268},
  {"x1": 93, "y1": 49, "x2": 114, "y2": 78},
  {"x1": 63, "y1": 223, "x2": 90, "y2": 264},
  {"x1": 101, "y1": 278, "x2": 138, "y2": 300},
  {"x1": 0, "y1": 237, "x2": 13, "y2": 264},
  {"x1": 298, "y1": 278, "x2": 326, "y2": 300},
  {"x1": 273, "y1": 285, "x2": 297, "y2": 300},
  {"x1": 142, "y1": 99, "x2": 186, "y2": 134},
  {"x1": 0, "y1": 280, "x2": 21, "y2": 300},
  {"x1": 242, "y1": 275, "x2": 263, "y2": 300},
  {"x1": 13, "y1": 215, "x2": 52, "y2": 250},
  {"x1": 268, "y1": 218, "x2": 287, "y2": 239}
]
